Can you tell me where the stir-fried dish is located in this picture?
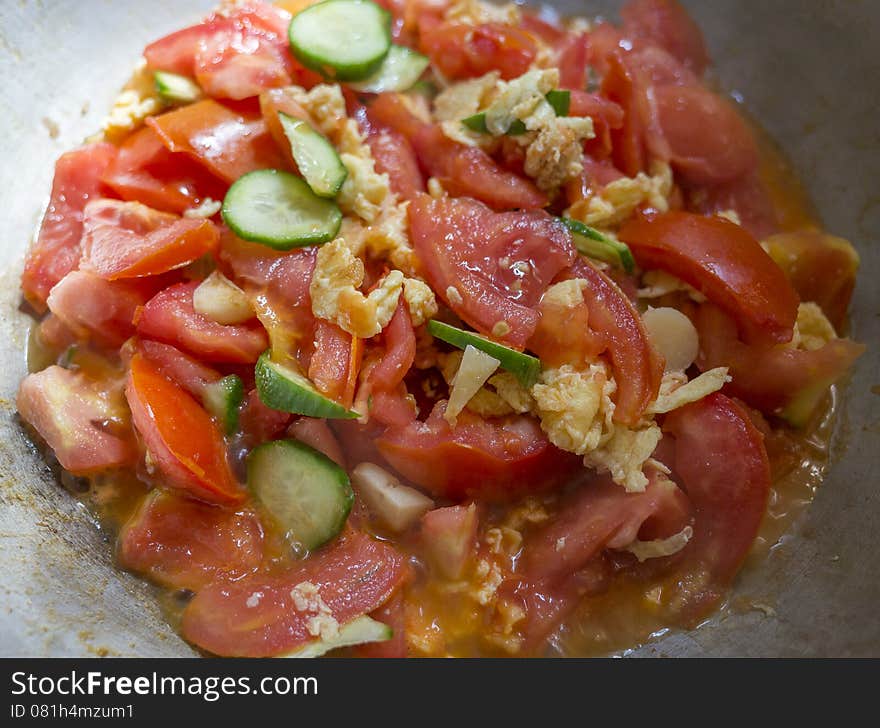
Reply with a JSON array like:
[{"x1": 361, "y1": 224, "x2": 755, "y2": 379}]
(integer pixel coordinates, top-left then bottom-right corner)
[{"x1": 17, "y1": 0, "x2": 864, "y2": 657}]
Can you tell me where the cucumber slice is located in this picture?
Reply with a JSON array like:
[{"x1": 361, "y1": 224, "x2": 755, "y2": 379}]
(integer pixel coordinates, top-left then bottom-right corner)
[
  {"x1": 561, "y1": 217, "x2": 636, "y2": 273},
  {"x1": 222, "y1": 169, "x2": 342, "y2": 250},
  {"x1": 202, "y1": 374, "x2": 244, "y2": 435},
  {"x1": 545, "y1": 89, "x2": 571, "y2": 116},
  {"x1": 255, "y1": 351, "x2": 358, "y2": 419},
  {"x1": 288, "y1": 0, "x2": 391, "y2": 81},
  {"x1": 153, "y1": 71, "x2": 202, "y2": 104},
  {"x1": 283, "y1": 615, "x2": 392, "y2": 658},
  {"x1": 247, "y1": 439, "x2": 354, "y2": 550},
  {"x1": 461, "y1": 113, "x2": 526, "y2": 136},
  {"x1": 349, "y1": 45, "x2": 430, "y2": 93},
  {"x1": 427, "y1": 320, "x2": 541, "y2": 388},
  {"x1": 278, "y1": 113, "x2": 347, "y2": 198}
]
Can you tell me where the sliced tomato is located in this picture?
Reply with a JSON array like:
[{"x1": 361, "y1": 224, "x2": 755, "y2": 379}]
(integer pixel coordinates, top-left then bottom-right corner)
[
  {"x1": 126, "y1": 354, "x2": 243, "y2": 504},
  {"x1": 762, "y1": 230, "x2": 860, "y2": 331},
  {"x1": 377, "y1": 402, "x2": 582, "y2": 502},
  {"x1": 101, "y1": 126, "x2": 227, "y2": 214},
  {"x1": 309, "y1": 320, "x2": 360, "y2": 407},
  {"x1": 419, "y1": 21, "x2": 538, "y2": 81},
  {"x1": 619, "y1": 211, "x2": 800, "y2": 344},
  {"x1": 367, "y1": 93, "x2": 547, "y2": 211},
  {"x1": 694, "y1": 303, "x2": 864, "y2": 421},
  {"x1": 17, "y1": 365, "x2": 136, "y2": 475},
  {"x1": 22, "y1": 142, "x2": 117, "y2": 311},
  {"x1": 569, "y1": 90, "x2": 625, "y2": 159},
  {"x1": 118, "y1": 489, "x2": 263, "y2": 590},
  {"x1": 135, "y1": 339, "x2": 222, "y2": 398},
  {"x1": 180, "y1": 530, "x2": 405, "y2": 656},
  {"x1": 147, "y1": 99, "x2": 287, "y2": 184},
  {"x1": 239, "y1": 387, "x2": 292, "y2": 445},
  {"x1": 600, "y1": 51, "x2": 648, "y2": 177},
  {"x1": 46, "y1": 270, "x2": 153, "y2": 348},
  {"x1": 652, "y1": 84, "x2": 758, "y2": 186},
  {"x1": 620, "y1": 0, "x2": 710, "y2": 74},
  {"x1": 528, "y1": 280, "x2": 603, "y2": 370},
  {"x1": 661, "y1": 393, "x2": 771, "y2": 625},
  {"x1": 145, "y1": 3, "x2": 300, "y2": 100},
  {"x1": 558, "y1": 31, "x2": 590, "y2": 90},
  {"x1": 686, "y1": 169, "x2": 779, "y2": 240},
  {"x1": 358, "y1": 107, "x2": 425, "y2": 201},
  {"x1": 259, "y1": 87, "x2": 312, "y2": 171},
  {"x1": 408, "y1": 194, "x2": 574, "y2": 349},
  {"x1": 287, "y1": 417, "x2": 346, "y2": 468},
  {"x1": 81, "y1": 199, "x2": 219, "y2": 280},
  {"x1": 366, "y1": 298, "x2": 415, "y2": 393},
  {"x1": 136, "y1": 281, "x2": 268, "y2": 364},
  {"x1": 419, "y1": 503, "x2": 479, "y2": 580}
]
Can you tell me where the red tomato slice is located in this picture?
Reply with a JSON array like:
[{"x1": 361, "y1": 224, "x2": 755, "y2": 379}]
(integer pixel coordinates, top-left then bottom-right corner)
[
  {"x1": 408, "y1": 194, "x2": 574, "y2": 349},
  {"x1": 377, "y1": 402, "x2": 582, "y2": 502},
  {"x1": 619, "y1": 211, "x2": 800, "y2": 344},
  {"x1": 135, "y1": 339, "x2": 222, "y2": 399},
  {"x1": 136, "y1": 281, "x2": 268, "y2": 364},
  {"x1": 309, "y1": 320, "x2": 360, "y2": 407},
  {"x1": 46, "y1": 270, "x2": 152, "y2": 348},
  {"x1": 419, "y1": 503, "x2": 479, "y2": 580},
  {"x1": 81, "y1": 199, "x2": 219, "y2": 280},
  {"x1": 287, "y1": 417, "x2": 346, "y2": 468},
  {"x1": 419, "y1": 22, "x2": 538, "y2": 81},
  {"x1": 601, "y1": 51, "x2": 649, "y2": 177},
  {"x1": 365, "y1": 298, "x2": 415, "y2": 393},
  {"x1": 694, "y1": 303, "x2": 865, "y2": 420},
  {"x1": 118, "y1": 489, "x2": 263, "y2": 591},
  {"x1": 569, "y1": 90, "x2": 625, "y2": 159},
  {"x1": 180, "y1": 530, "x2": 405, "y2": 656},
  {"x1": 367, "y1": 93, "x2": 547, "y2": 211},
  {"x1": 17, "y1": 365, "x2": 136, "y2": 475},
  {"x1": 22, "y1": 142, "x2": 117, "y2": 311},
  {"x1": 621, "y1": 0, "x2": 710, "y2": 74},
  {"x1": 358, "y1": 107, "x2": 425, "y2": 201},
  {"x1": 126, "y1": 354, "x2": 243, "y2": 504},
  {"x1": 686, "y1": 169, "x2": 779, "y2": 240},
  {"x1": 558, "y1": 31, "x2": 590, "y2": 90},
  {"x1": 661, "y1": 393, "x2": 771, "y2": 625},
  {"x1": 239, "y1": 387, "x2": 291, "y2": 445},
  {"x1": 101, "y1": 126, "x2": 227, "y2": 214},
  {"x1": 259, "y1": 87, "x2": 311, "y2": 171},
  {"x1": 147, "y1": 99, "x2": 287, "y2": 184}
]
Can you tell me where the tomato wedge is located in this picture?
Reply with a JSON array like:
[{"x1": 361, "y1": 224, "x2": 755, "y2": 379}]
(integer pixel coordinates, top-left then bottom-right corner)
[
  {"x1": 136, "y1": 281, "x2": 268, "y2": 364},
  {"x1": 81, "y1": 199, "x2": 219, "y2": 280},
  {"x1": 377, "y1": 402, "x2": 582, "y2": 502},
  {"x1": 309, "y1": 320, "x2": 361, "y2": 408},
  {"x1": 358, "y1": 107, "x2": 425, "y2": 201},
  {"x1": 619, "y1": 211, "x2": 799, "y2": 344},
  {"x1": 661, "y1": 393, "x2": 771, "y2": 625},
  {"x1": 408, "y1": 194, "x2": 574, "y2": 349},
  {"x1": 621, "y1": 0, "x2": 710, "y2": 75},
  {"x1": 118, "y1": 489, "x2": 263, "y2": 590},
  {"x1": 22, "y1": 142, "x2": 117, "y2": 311},
  {"x1": 147, "y1": 99, "x2": 287, "y2": 183},
  {"x1": 419, "y1": 22, "x2": 539, "y2": 81},
  {"x1": 181, "y1": 530, "x2": 405, "y2": 656},
  {"x1": 125, "y1": 354, "x2": 243, "y2": 504},
  {"x1": 134, "y1": 339, "x2": 222, "y2": 399}
]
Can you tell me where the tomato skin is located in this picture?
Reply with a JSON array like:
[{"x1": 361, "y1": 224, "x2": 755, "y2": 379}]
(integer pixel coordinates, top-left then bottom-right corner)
[
  {"x1": 601, "y1": 51, "x2": 648, "y2": 177},
  {"x1": 287, "y1": 417, "x2": 346, "y2": 468},
  {"x1": 619, "y1": 211, "x2": 800, "y2": 345},
  {"x1": 22, "y1": 142, "x2": 118, "y2": 311},
  {"x1": 147, "y1": 100, "x2": 287, "y2": 184},
  {"x1": 620, "y1": 0, "x2": 710, "y2": 74},
  {"x1": 687, "y1": 170, "x2": 779, "y2": 240},
  {"x1": 408, "y1": 194, "x2": 574, "y2": 349},
  {"x1": 125, "y1": 354, "x2": 243, "y2": 504},
  {"x1": 367, "y1": 94, "x2": 547, "y2": 211},
  {"x1": 359, "y1": 106, "x2": 425, "y2": 201},
  {"x1": 136, "y1": 281, "x2": 268, "y2": 364},
  {"x1": 377, "y1": 402, "x2": 582, "y2": 502},
  {"x1": 101, "y1": 126, "x2": 227, "y2": 214},
  {"x1": 180, "y1": 530, "x2": 405, "y2": 656},
  {"x1": 309, "y1": 320, "x2": 359, "y2": 407},
  {"x1": 239, "y1": 387, "x2": 291, "y2": 445},
  {"x1": 81, "y1": 199, "x2": 219, "y2": 280},
  {"x1": 118, "y1": 489, "x2": 263, "y2": 591},
  {"x1": 661, "y1": 393, "x2": 771, "y2": 625},
  {"x1": 419, "y1": 22, "x2": 538, "y2": 81},
  {"x1": 17, "y1": 365, "x2": 137, "y2": 475},
  {"x1": 365, "y1": 299, "x2": 415, "y2": 393},
  {"x1": 135, "y1": 339, "x2": 222, "y2": 399}
]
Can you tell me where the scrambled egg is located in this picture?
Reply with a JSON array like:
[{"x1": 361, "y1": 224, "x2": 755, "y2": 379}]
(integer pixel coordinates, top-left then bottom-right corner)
[
  {"x1": 102, "y1": 61, "x2": 164, "y2": 141},
  {"x1": 638, "y1": 269, "x2": 706, "y2": 303},
  {"x1": 792, "y1": 301, "x2": 837, "y2": 350},
  {"x1": 648, "y1": 367, "x2": 730, "y2": 414},
  {"x1": 583, "y1": 422, "x2": 662, "y2": 493},
  {"x1": 402, "y1": 278, "x2": 438, "y2": 326},
  {"x1": 445, "y1": 0, "x2": 522, "y2": 25},
  {"x1": 567, "y1": 160, "x2": 673, "y2": 229},
  {"x1": 624, "y1": 525, "x2": 694, "y2": 562},
  {"x1": 290, "y1": 581, "x2": 340, "y2": 641},
  {"x1": 310, "y1": 238, "x2": 403, "y2": 338}
]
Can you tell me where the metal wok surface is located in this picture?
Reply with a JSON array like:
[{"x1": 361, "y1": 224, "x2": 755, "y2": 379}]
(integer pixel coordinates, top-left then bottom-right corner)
[{"x1": 0, "y1": 0, "x2": 877, "y2": 656}]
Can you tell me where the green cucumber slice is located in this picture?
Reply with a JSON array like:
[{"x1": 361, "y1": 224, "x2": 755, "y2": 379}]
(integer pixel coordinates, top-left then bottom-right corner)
[
  {"x1": 255, "y1": 351, "x2": 358, "y2": 419},
  {"x1": 349, "y1": 45, "x2": 430, "y2": 93},
  {"x1": 247, "y1": 439, "x2": 354, "y2": 550},
  {"x1": 221, "y1": 169, "x2": 342, "y2": 250},
  {"x1": 427, "y1": 320, "x2": 541, "y2": 388},
  {"x1": 153, "y1": 71, "x2": 202, "y2": 104},
  {"x1": 278, "y1": 113, "x2": 347, "y2": 198},
  {"x1": 288, "y1": 0, "x2": 391, "y2": 81},
  {"x1": 545, "y1": 89, "x2": 571, "y2": 116},
  {"x1": 461, "y1": 113, "x2": 526, "y2": 136},
  {"x1": 202, "y1": 374, "x2": 244, "y2": 435},
  {"x1": 283, "y1": 616, "x2": 392, "y2": 658},
  {"x1": 561, "y1": 217, "x2": 636, "y2": 273}
]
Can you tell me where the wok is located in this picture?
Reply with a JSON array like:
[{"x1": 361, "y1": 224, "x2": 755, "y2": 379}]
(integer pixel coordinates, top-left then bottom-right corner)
[{"x1": 0, "y1": 0, "x2": 877, "y2": 656}]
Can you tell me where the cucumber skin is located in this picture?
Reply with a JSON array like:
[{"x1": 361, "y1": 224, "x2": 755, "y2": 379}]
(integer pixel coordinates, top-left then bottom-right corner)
[
  {"x1": 427, "y1": 320, "x2": 541, "y2": 388},
  {"x1": 561, "y1": 218, "x2": 636, "y2": 274},
  {"x1": 288, "y1": 1, "x2": 392, "y2": 82},
  {"x1": 283, "y1": 616, "x2": 392, "y2": 658},
  {"x1": 247, "y1": 439, "x2": 354, "y2": 551},
  {"x1": 202, "y1": 374, "x2": 244, "y2": 435},
  {"x1": 278, "y1": 113, "x2": 347, "y2": 198},
  {"x1": 255, "y1": 352, "x2": 359, "y2": 420},
  {"x1": 348, "y1": 45, "x2": 430, "y2": 93}
]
